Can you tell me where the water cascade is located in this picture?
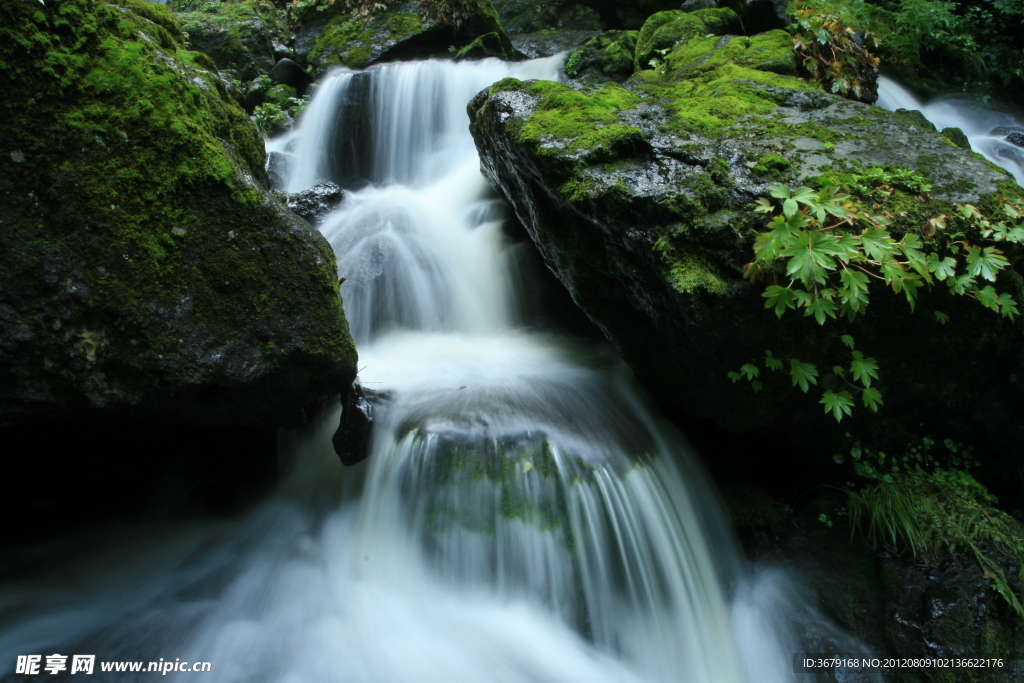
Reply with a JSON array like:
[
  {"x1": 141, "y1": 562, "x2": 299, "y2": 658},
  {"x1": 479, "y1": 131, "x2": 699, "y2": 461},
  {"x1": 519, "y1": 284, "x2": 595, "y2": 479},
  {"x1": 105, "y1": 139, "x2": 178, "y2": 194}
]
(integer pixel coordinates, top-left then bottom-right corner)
[
  {"x1": 0, "y1": 56, "x2": 873, "y2": 682},
  {"x1": 877, "y1": 76, "x2": 1024, "y2": 184}
]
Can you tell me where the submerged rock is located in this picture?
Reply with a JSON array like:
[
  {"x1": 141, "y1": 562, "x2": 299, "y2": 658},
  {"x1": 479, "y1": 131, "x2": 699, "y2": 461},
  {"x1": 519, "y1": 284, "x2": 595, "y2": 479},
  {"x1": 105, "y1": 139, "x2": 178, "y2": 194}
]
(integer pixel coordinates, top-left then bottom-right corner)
[
  {"x1": 0, "y1": 0, "x2": 357, "y2": 428},
  {"x1": 469, "y1": 25, "x2": 1023, "y2": 448}
]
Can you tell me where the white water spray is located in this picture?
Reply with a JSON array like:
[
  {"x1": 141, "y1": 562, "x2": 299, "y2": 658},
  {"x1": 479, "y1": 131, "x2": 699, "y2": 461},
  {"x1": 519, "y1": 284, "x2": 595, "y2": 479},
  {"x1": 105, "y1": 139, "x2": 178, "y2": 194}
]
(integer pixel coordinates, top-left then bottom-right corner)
[
  {"x1": 877, "y1": 76, "x2": 1024, "y2": 184},
  {"x1": 0, "y1": 56, "x2": 876, "y2": 683}
]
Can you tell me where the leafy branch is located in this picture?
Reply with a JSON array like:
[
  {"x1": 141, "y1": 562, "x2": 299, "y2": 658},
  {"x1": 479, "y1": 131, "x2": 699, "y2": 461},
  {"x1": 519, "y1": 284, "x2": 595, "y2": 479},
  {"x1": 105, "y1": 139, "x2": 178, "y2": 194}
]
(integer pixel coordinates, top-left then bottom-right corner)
[
  {"x1": 789, "y1": 0, "x2": 881, "y2": 102},
  {"x1": 731, "y1": 169, "x2": 1024, "y2": 421}
]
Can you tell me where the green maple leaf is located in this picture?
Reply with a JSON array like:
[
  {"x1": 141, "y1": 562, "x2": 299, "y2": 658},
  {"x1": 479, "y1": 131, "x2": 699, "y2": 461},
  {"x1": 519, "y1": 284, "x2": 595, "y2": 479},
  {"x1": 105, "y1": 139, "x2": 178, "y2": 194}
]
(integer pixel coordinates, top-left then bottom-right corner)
[{"x1": 820, "y1": 390, "x2": 854, "y2": 421}]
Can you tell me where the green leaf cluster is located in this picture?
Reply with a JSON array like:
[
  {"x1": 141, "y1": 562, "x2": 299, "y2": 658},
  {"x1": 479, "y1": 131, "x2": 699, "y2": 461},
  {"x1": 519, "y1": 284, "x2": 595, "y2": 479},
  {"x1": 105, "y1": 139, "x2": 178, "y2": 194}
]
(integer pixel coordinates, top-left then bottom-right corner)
[
  {"x1": 746, "y1": 178, "x2": 1023, "y2": 322},
  {"x1": 730, "y1": 169, "x2": 1024, "y2": 421},
  {"x1": 789, "y1": 0, "x2": 881, "y2": 101},
  {"x1": 843, "y1": 437, "x2": 1024, "y2": 617}
]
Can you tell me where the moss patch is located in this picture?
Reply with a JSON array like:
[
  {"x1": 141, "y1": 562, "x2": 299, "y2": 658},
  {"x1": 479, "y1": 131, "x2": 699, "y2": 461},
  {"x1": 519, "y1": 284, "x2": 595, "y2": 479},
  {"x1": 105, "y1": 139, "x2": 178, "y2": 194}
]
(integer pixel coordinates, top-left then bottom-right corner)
[{"x1": 0, "y1": 0, "x2": 356, "y2": 425}]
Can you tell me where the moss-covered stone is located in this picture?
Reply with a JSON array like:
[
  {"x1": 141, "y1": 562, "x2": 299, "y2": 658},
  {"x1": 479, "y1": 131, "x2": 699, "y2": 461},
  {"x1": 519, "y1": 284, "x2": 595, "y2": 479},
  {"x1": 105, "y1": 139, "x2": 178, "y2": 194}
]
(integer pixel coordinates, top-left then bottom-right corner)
[
  {"x1": 173, "y1": 0, "x2": 287, "y2": 81},
  {"x1": 304, "y1": 0, "x2": 514, "y2": 73},
  {"x1": 454, "y1": 31, "x2": 515, "y2": 61},
  {"x1": 633, "y1": 7, "x2": 740, "y2": 73},
  {"x1": 564, "y1": 30, "x2": 637, "y2": 83},
  {"x1": 492, "y1": 0, "x2": 602, "y2": 35},
  {"x1": 469, "y1": 27, "x2": 1019, "y2": 451},
  {"x1": 263, "y1": 82, "x2": 297, "y2": 106},
  {"x1": 0, "y1": 0, "x2": 357, "y2": 428}
]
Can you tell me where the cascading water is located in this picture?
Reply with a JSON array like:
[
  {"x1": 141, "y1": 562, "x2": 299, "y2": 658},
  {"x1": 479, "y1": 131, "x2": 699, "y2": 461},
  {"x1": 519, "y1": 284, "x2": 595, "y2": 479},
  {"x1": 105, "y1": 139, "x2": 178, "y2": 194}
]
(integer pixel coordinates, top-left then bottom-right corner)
[
  {"x1": 0, "y1": 55, "x2": 876, "y2": 683},
  {"x1": 877, "y1": 76, "x2": 1024, "y2": 183}
]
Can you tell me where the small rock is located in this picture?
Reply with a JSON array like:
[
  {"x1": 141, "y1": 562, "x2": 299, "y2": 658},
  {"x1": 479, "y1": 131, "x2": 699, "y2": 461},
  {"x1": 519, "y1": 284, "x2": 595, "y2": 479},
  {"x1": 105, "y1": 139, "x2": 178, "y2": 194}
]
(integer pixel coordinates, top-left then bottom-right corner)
[
  {"x1": 286, "y1": 181, "x2": 344, "y2": 224},
  {"x1": 1006, "y1": 132, "x2": 1024, "y2": 148},
  {"x1": 333, "y1": 384, "x2": 391, "y2": 466},
  {"x1": 270, "y1": 58, "x2": 313, "y2": 95}
]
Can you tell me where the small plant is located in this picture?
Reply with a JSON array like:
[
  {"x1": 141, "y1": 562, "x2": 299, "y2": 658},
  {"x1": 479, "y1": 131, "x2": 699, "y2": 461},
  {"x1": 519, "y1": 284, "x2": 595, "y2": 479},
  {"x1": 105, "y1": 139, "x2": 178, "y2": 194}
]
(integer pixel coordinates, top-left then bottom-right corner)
[
  {"x1": 730, "y1": 169, "x2": 1024, "y2": 421},
  {"x1": 842, "y1": 437, "x2": 1024, "y2": 617},
  {"x1": 253, "y1": 102, "x2": 289, "y2": 136},
  {"x1": 789, "y1": 0, "x2": 881, "y2": 101},
  {"x1": 564, "y1": 48, "x2": 583, "y2": 78}
]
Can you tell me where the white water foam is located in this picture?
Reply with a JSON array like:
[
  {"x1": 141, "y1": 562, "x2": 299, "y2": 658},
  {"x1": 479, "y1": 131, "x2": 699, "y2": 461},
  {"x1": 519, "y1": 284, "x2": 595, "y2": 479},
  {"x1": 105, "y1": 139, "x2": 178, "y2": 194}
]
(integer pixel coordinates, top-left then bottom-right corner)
[
  {"x1": 877, "y1": 76, "x2": 1024, "y2": 184},
  {"x1": 0, "y1": 56, "x2": 878, "y2": 683}
]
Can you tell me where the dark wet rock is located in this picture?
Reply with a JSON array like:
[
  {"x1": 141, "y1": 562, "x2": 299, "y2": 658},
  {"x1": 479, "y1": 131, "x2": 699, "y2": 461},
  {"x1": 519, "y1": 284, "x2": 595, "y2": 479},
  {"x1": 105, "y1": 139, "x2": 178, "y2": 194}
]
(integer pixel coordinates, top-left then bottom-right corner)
[
  {"x1": 298, "y1": 0, "x2": 515, "y2": 75},
  {"x1": 286, "y1": 181, "x2": 345, "y2": 224},
  {"x1": 994, "y1": 128, "x2": 1024, "y2": 148},
  {"x1": 681, "y1": 0, "x2": 717, "y2": 11},
  {"x1": 267, "y1": 151, "x2": 291, "y2": 191},
  {"x1": 455, "y1": 31, "x2": 517, "y2": 61},
  {"x1": 269, "y1": 57, "x2": 313, "y2": 95},
  {"x1": 333, "y1": 384, "x2": 391, "y2": 466},
  {"x1": 737, "y1": 491, "x2": 1024, "y2": 682},
  {"x1": 493, "y1": 0, "x2": 602, "y2": 35},
  {"x1": 0, "y1": 0, "x2": 357, "y2": 429},
  {"x1": 511, "y1": 30, "x2": 600, "y2": 59},
  {"x1": 469, "y1": 27, "x2": 1021, "y2": 452}
]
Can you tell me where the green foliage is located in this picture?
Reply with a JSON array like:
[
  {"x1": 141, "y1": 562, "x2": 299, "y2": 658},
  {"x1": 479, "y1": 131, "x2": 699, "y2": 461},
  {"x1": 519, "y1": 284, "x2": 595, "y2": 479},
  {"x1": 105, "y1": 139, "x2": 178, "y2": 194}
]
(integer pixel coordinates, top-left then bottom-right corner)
[
  {"x1": 746, "y1": 177, "x2": 1023, "y2": 321},
  {"x1": 253, "y1": 102, "x2": 288, "y2": 136},
  {"x1": 844, "y1": 437, "x2": 1024, "y2": 616},
  {"x1": 731, "y1": 169, "x2": 1024, "y2": 420},
  {"x1": 253, "y1": 94, "x2": 308, "y2": 136},
  {"x1": 789, "y1": 0, "x2": 881, "y2": 101}
]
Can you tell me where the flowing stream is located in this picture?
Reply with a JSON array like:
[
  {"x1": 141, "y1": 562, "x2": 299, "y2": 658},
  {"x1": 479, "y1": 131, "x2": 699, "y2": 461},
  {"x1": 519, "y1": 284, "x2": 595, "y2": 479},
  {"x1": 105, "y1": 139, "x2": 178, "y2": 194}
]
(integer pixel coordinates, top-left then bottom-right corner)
[
  {"x1": 877, "y1": 75, "x2": 1024, "y2": 183},
  {"x1": 1, "y1": 56, "x2": 872, "y2": 682}
]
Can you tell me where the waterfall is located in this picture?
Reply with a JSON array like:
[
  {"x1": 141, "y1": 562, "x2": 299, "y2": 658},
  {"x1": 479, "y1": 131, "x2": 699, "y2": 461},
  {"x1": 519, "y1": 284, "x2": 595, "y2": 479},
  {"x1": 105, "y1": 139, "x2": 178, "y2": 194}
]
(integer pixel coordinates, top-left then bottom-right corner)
[
  {"x1": 877, "y1": 76, "x2": 1024, "y2": 184},
  {"x1": 0, "y1": 56, "x2": 875, "y2": 683}
]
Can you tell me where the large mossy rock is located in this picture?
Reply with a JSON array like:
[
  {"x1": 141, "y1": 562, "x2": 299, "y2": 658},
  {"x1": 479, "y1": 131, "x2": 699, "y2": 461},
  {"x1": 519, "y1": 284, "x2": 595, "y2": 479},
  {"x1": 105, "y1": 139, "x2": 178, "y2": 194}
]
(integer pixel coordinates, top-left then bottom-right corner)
[
  {"x1": 469, "y1": 28, "x2": 1024, "y2": 458},
  {"x1": 172, "y1": 0, "x2": 287, "y2": 81},
  {"x1": 632, "y1": 7, "x2": 739, "y2": 72},
  {"x1": 563, "y1": 30, "x2": 638, "y2": 83},
  {"x1": 0, "y1": 0, "x2": 357, "y2": 428},
  {"x1": 300, "y1": 0, "x2": 515, "y2": 73}
]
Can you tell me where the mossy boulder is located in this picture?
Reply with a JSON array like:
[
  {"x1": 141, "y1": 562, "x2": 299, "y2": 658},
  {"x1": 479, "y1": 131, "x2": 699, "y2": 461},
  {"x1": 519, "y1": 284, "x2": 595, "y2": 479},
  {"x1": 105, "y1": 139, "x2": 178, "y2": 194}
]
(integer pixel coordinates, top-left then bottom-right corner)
[
  {"x1": 301, "y1": 0, "x2": 515, "y2": 74},
  {"x1": 469, "y1": 30, "x2": 1023, "y2": 462},
  {"x1": 564, "y1": 30, "x2": 638, "y2": 83},
  {"x1": 172, "y1": 0, "x2": 287, "y2": 81},
  {"x1": 0, "y1": 0, "x2": 357, "y2": 428},
  {"x1": 633, "y1": 7, "x2": 739, "y2": 72}
]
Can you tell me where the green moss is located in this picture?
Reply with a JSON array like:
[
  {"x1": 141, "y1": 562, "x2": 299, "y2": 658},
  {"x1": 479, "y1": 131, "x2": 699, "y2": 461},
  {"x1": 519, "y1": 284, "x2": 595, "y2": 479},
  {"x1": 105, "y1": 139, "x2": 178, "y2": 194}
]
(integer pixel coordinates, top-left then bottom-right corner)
[
  {"x1": 263, "y1": 83, "x2": 297, "y2": 106},
  {"x1": 753, "y1": 152, "x2": 793, "y2": 178},
  {"x1": 634, "y1": 32, "x2": 819, "y2": 139},
  {"x1": 514, "y1": 81, "x2": 640, "y2": 151},
  {"x1": 655, "y1": 235, "x2": 729, "y2": 294},
  {"x1": 634, "y1": 10, "x2": 706, "y2": 72},
  {"x1": 384, "y1": 11, "x2": 420, "y2": 36},
  {"x1": 565, "y1": 30, "x2": 638, "y2": 82},
  {"x1": 0, "y1": 0, "x2": 356, "y2": 414}
]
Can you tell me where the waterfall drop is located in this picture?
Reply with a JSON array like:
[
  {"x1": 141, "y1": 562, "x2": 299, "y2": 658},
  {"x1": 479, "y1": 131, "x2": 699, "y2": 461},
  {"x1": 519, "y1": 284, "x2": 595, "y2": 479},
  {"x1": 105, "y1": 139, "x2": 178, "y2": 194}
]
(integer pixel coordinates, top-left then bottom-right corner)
[{"x1": 0, "y1": 55, "x2": 877, "y2": 683}]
